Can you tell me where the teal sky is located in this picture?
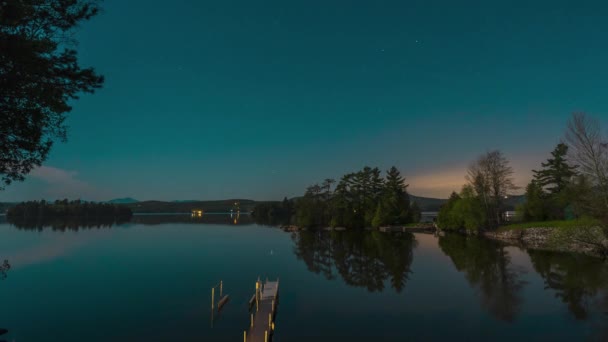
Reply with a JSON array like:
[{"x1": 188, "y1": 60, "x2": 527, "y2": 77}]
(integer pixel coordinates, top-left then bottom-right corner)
[{"x1": 2, "y1": 0, "x2": 608, "y2": 201}]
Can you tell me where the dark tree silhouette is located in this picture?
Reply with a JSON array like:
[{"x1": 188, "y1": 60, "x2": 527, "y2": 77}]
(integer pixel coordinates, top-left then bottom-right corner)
[{"x1": 0, "y1": 1, "x2": 104, "y2": 189}]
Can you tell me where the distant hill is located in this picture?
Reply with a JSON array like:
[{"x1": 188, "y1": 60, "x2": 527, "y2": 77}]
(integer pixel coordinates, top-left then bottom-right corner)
[
  {"x1": 410, "y1": 195, "x2": 447, "y2": 212},
  {"x1": 0, "y1": 193, "x2": 526, "y2": 215},
  {"x1": 108, "y1": 197, "x2": 139, "y2": 204},
  {"x1": 126, "y1": 199, "x2": 257, "y2": 213}
]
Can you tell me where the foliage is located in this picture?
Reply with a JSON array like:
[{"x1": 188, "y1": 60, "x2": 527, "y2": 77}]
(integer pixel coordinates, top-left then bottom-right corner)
[
  {"x1": 0, "y1": 1, "x2": 104, "y2": 189},
  {"x1": 437, "y1": 192, "x2": 461, "y2": 229},
  {"x1": 437, "y1": 186, "x2": 486, "y2": 232}
]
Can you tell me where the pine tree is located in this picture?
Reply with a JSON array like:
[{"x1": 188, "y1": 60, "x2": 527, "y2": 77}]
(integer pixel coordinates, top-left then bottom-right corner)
[
  {"x1": 533, "y1": 143, "x2": 578, "y2": 194},
  {"x1": 381, "y1": 166, "x2": 411, "y2": 225}
]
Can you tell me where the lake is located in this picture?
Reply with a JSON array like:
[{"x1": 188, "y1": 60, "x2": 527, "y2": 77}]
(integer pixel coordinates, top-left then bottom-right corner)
[{"x1": 1, "y1": 214, "x2": 607, "y2": 341}]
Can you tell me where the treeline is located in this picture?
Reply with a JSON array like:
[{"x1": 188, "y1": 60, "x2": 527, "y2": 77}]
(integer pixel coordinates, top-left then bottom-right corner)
[
  {"x1": 6, "y1": 199, "x2": 133, "y2": 221},
  {"x1": 253, "y1": 166, "x2": 420, "y2": 229},
  {"x1": 251, "y1": 198, "x2": 293, "y2": 225},
  {"x1": 438, "y1": 113, "x2": 608, "y2": 235}
]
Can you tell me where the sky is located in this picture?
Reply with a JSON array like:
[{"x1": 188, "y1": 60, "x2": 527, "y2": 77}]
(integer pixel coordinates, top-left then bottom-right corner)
[{"x1": 2, "y1": 0, "x2": 608, "y2": 201}]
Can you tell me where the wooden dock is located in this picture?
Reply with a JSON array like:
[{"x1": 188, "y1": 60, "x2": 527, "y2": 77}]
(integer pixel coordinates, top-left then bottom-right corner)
[{"x1": 244, "y1": 278, "x2": 279, "y2": 342}]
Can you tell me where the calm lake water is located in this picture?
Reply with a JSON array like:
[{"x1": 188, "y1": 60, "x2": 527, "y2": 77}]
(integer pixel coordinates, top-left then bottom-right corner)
[{"x1": 1, "y1": 214, "x2": 608, "y2": 341}]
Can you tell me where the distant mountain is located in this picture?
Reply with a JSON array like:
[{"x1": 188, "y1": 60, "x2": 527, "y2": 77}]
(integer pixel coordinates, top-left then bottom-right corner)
[
  {"x1": 126, "y1": 199, "x2": 256, "y2": 213},
  {"x1": 410, "y1": 195, "x2": 447, "y2": 212},
  {"x1": 108, "y1": 197, "x2": 139, "y2": 204}
]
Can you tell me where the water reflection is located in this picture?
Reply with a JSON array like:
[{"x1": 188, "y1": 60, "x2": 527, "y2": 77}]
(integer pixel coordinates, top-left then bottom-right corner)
[
  {"x1": 8, "y1": 218, "x2": 121, "y2": 231},
  {"x1": 292, "y1": 231, "x2": 417, "y2": 292},
  {"x1": 438, "y1": 234, "x2": 526, "y2": 322},
  {"x1": 0, "y1": 260, "x2": 10, "y2": 280},
  {"x1": 528, "y1": 249, "x2": 608, "y2": 320}
]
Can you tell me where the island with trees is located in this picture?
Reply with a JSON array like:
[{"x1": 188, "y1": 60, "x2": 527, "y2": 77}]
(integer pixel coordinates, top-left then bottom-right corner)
[
  {"x1": 6, "y1": 199, "x2": 133, "y2": 230},
  {"x1": 253, "y1": 166, "x2": 421, "y2": 229}
]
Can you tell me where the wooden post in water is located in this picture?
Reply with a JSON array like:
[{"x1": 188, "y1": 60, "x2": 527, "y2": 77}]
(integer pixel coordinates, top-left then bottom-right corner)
[
  {"x1": 264, "y1": 330, "x2": 268, "y2": 342},
  {"x1": 268, "y1": 313, "x2": 272, "y2": 329},
  {"x1": 243, "y1": 330, "x2": 246, "y2": 342},
  {"x1": 220, "y1": 280, "x2": 223, "y2": 298},
  {"x1": 211, "y1": 287, "x2": 215, "y2": 310},
  {"x1": 256, "y1": 281, "x2": 259, "y2": 312},
  {"x1": 250, "y1": 313, "x2": 254, "y2": 327}
]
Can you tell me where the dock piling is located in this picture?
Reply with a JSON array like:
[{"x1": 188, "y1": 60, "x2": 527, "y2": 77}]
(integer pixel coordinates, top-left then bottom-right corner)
[{"x1": 211, "y1": 287, "x2": 215, "y2": 310}]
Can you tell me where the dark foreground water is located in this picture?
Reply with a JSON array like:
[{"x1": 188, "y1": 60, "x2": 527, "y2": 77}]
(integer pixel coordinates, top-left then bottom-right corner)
[{"x1": 1, "y1": 214, "x2": 608, "y2": 341}]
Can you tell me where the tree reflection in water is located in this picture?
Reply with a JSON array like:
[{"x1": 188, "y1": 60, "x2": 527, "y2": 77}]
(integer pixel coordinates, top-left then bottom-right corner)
[
  {"x1": 438, "y1": 234, "x2": 526, "y2": 322},
  {"x1": 292, "y1": 230, "x2": 417, "y2": 293},
  {"x1": 0, "y1": 260, "x2": 10, "y2": 280},
  {"x1": 528, "y1": 249, "x2": 608, "y2": 320}
]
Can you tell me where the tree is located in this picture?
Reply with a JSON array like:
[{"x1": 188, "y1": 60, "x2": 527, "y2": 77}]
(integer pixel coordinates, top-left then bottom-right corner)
[
  {"x1": 380, "y1": 166, "x2": 411, "y2": 225},
  {"x1": 437, "y1": 186, "x2": 486, "y2": 232},
  {"x1": 466, "y1": 150, "x2": 518, "y2": 226},
  {"x1": 522, "y1": 180, "x2": 547, "y2": 221},
  {"x1": 533, "y1": 143, "x2": 578, "y2": 194},
  {"x1": 437, "y1": 192, "x2": 462, "y2": 230},
  {"x1": 528, "y1": 143, "x2": 579, "y2": 220},
  {"x1": 0, "y1": 1, "x2": 104, "y2": 189},
  {"x1": 564, "y1": 113, "x2": 608, "y2": 222}
]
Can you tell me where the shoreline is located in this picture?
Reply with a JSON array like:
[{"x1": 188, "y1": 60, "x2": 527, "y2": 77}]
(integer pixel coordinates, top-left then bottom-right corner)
[
  {"x1": 483, "y1": 227, "x2": 607, "y2": 259},
  {"x1": 280, "y1": 223, "x2": 607, "y2": 259}
]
